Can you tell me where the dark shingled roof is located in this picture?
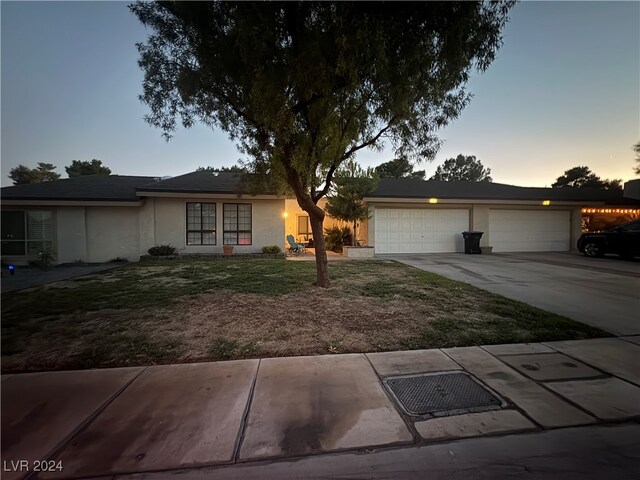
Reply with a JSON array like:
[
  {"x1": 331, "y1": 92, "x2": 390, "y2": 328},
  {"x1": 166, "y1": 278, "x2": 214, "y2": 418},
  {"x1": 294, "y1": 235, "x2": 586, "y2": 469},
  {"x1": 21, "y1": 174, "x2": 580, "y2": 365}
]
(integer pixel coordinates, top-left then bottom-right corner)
[
  {"x1": 3, "y1": 173, "x2": 638, "y2": 205},
  {"x1": 1, "y1": 175, "x2": 157, "y2": 202},
  {"x1": 366, "y1": 178, "x2": 640, "y2": 204},
  {"x1": 136, "y1": 171, "x2": 249, "y2": 194}
]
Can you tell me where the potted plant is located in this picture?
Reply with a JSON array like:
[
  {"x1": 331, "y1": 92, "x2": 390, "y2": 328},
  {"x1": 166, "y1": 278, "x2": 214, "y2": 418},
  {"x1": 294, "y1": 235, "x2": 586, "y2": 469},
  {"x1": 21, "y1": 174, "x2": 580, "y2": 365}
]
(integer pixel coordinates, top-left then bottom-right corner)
[{"x1": 223, "y1": 245, "x2": 234, "y2": 255}]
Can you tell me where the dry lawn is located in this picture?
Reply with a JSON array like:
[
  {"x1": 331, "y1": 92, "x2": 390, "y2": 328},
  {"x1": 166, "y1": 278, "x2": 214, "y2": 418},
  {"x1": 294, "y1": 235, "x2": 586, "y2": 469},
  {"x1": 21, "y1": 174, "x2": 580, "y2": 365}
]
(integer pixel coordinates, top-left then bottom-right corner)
[{"x1": 1, "y1": 259, "x2": 608, "y2": 372}]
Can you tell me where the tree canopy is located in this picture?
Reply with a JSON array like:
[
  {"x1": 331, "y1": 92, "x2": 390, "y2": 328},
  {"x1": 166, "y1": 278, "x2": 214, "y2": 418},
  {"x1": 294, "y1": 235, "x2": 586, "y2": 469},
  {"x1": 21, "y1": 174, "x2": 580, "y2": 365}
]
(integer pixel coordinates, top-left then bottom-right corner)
[
  {"x1": 633, "y1": 141, "x2": 640, "y2": 176},
  {"x1": 430, "y1": 154, "x2": 492, "y2": 182},
  {"x1": 130, "y1": 1, "x2": 514, "y2": 286},
  {"x1": 325, "y1": 160, "x2": 378, "y2": 246},
  {"x1": 65, "y1": 159, "x2": 112, "y2": 177},
  {"x1": 552, "y1": 166, "x2": 622, "y2": 190},
  {"x1": 374, "y1": 157, "x2": 425, "y2": 180},
  {"x1": 8, "y1": 163, "x2": 60, "y2": 185},
  {"x1": 196, "y1": 165, "x2": 247, "y2": 173}
]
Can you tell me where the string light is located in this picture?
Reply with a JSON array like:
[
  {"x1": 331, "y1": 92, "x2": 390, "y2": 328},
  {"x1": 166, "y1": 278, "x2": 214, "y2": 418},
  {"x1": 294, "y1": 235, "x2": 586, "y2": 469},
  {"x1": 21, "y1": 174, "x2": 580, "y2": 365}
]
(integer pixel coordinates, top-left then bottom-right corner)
[{"x1": 581, "y1": 208, "x2": 640, "y2": 214}]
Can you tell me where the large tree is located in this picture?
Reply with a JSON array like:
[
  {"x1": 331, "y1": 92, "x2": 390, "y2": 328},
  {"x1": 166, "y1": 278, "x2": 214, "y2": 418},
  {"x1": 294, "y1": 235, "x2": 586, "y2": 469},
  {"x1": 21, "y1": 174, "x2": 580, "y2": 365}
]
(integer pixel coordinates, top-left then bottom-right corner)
[
  {"x1": 65, "y1": 159, "x2": 112, "y2": 177},
  {"x1": 8, "y1": 163, "x2": 60, "y2": 185},
  {"x1": 552, "y1": 166, "x2": 622, "y2": 190},
  {"x1": 375, "y1": 157, "x2": 425, "y2": 180},
  {"x1": 130, "y1": 1, "x2": 514, "y2": 286},
  {"x1": 633, "y1": 141, "x2": 640, "y2": 176},
  {"x1": 325, "y1": 160, "x2": 378, "y2": 247},
  {"x1": 430, "y1": 154, "x2": 492, "y2": 181}
]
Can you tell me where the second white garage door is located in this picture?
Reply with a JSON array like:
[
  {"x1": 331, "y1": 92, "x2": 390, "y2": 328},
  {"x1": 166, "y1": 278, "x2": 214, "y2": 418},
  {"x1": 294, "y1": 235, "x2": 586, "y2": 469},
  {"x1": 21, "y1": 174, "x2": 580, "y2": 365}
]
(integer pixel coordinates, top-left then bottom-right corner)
[
  {"x1": 489, "y1": 209, "x2": 570, "y2": 252},
  {"x1": 374, "y1": 208, "x2": 469, "y2": 254}
]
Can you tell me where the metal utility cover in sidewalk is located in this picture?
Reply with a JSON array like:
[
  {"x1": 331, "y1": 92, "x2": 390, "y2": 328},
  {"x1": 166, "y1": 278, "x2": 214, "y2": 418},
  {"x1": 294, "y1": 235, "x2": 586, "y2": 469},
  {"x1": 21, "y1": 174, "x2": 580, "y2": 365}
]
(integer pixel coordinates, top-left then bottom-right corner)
[{"x1": 385, "y1": 372, "x2": 502, "y2": 416}]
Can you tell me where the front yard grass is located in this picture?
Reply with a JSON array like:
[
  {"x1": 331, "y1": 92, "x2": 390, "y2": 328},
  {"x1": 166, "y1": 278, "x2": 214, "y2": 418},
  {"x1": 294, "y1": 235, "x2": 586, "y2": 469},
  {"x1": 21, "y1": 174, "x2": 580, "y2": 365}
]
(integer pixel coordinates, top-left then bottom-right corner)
[{"x1": 1, "y1": 258, "x2": 608, "y2": 372}]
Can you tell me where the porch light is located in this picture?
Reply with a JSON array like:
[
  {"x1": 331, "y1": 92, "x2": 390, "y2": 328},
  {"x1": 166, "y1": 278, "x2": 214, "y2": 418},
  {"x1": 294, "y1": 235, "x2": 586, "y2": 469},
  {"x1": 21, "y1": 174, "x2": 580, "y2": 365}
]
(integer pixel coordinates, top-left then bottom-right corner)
[
  {"x1": 428, "y1": 198, "x2": 438, "y2": 204},
  {"x1": 282, "y1": 211, "x2": 288, "y2": 218},
  {"x1": 542, "y1": 200, "x2": 551, "y2": 206}
]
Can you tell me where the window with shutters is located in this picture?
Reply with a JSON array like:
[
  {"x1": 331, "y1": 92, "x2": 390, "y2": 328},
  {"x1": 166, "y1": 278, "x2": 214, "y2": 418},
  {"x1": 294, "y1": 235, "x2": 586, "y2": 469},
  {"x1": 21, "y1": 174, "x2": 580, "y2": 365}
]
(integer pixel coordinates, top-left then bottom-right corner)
[{"x1": 1, "y1": 210, "x2": 53, "y2": 256}]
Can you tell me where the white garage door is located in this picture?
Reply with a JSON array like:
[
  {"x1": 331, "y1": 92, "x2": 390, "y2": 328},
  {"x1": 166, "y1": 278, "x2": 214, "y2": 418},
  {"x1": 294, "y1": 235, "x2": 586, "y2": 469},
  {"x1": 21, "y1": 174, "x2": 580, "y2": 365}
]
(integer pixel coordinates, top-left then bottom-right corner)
[
  {"x1": 374, "y1": 208, "x2": 469, "y2": 254},
  {"x1": 489, "y1": 210, "x2": 570, "y2": 252}
]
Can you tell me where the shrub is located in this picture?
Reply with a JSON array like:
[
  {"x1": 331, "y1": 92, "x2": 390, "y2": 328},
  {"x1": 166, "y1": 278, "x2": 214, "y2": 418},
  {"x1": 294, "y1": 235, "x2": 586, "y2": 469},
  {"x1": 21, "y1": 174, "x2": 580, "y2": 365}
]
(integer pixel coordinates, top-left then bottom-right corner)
[
  {"x1": 324, "y1": 226, "x2": 352, "y2": 253},
  {"x1": 31, "y1": 250, "x2": 55, "y2": 270},
  {"x1": 261, "y1": 245, "x2": 282, "y2": 254},
  {"x1": 148, "y1": 244, "x2": 176, "y2": 256},
  {"x1": 110, "y1": 257, "x2": 129, "y2": 263}
]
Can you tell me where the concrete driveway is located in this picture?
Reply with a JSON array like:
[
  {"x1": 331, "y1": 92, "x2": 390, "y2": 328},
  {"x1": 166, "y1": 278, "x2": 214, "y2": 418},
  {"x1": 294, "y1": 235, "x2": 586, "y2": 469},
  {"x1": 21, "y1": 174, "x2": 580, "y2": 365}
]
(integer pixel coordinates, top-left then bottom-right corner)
[{"x1": 386, "y1": 252, "x2": 640, "y2": 336}]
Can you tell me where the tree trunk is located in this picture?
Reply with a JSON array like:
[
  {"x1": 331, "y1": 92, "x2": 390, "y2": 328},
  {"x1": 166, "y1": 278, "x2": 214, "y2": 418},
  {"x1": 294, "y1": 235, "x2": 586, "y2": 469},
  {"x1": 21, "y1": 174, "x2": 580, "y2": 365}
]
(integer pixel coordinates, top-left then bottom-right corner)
[
  {"x1": 308, "y1": 209, "x2": 330, "y2": 287},
  {"x1": 352, "y1": 220, "x2": 357, "y2": 246}
]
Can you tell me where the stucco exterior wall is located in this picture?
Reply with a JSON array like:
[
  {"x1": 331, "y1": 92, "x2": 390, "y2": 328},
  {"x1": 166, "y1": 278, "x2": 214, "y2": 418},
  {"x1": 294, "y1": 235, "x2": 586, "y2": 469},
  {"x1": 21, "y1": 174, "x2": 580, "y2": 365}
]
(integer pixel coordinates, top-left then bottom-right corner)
[
  {"x1": 138, "y1": 199, "x2": 156, "y2": 257},
  {"x1": 56, "y1": 207, "x2": 87, "y2": 263},
  {"x1": 569, "y1": 206, "x2": 582, "y2": 251},
  {"x1": 153, "y1": 197, "x2": 285, "y2": 254},
  {"x1": 85, "y1": 207, "x2": 141, "y2": 262}
]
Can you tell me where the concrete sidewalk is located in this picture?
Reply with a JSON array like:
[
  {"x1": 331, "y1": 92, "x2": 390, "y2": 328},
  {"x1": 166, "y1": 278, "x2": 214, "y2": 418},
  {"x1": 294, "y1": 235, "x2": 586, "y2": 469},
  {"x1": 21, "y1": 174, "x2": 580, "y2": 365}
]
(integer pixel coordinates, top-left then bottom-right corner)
[{"x1": 2, "y1": 337, "x2": 640, "y2": 479}]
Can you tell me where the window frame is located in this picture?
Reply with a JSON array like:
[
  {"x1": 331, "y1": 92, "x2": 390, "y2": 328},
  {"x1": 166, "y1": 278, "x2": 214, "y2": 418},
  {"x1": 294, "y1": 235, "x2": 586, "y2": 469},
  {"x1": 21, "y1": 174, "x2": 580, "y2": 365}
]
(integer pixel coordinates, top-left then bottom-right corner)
[
  {"x1": 185, "y1": 202, "x2": 217, "y2": 246},
  {"x1": 223, "y1": 203, "x2": 252, "y2": 245},
  {"x1": 1, "y1": 209, "x2": 53, "y2": 256},
  {"x1": 297, "y1": 215, "x2": 311, "y2": 236}
]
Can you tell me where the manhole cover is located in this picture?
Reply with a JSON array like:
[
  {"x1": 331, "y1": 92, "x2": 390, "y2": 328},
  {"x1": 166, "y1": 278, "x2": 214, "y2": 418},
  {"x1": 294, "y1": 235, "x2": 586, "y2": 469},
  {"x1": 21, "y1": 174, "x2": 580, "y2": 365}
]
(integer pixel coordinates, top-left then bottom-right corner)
[{"x1": 386, "y1": 372, "x2": 501, "y2": 416}]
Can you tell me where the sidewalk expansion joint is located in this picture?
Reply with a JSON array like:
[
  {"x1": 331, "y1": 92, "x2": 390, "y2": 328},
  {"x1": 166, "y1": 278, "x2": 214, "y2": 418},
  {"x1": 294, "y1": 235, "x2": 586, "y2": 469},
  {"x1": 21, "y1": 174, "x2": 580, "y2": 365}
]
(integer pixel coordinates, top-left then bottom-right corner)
[
  {"x1": 362, "y1": 353, "x2": 420, "y2": 444},
  {"x1": 232, "y1": 358, "x2": 261, "y2": 464},
  {"x1": 542, "y1": 340, "x2": 640, "y2": 389},
  {"x1": 25, "y1": 366, "x2": 149, "y2": 480},
  {"x1": 490, "y1": 353, "x2": 601, "y2": 423}
]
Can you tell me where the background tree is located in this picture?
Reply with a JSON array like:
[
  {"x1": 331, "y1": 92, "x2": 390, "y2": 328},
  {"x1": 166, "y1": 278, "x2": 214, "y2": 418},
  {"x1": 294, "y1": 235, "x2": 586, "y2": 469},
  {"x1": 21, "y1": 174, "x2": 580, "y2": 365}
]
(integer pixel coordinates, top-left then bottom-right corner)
[
  {"x1": 131, "y1": 1, "x2": 514, "y2": 287},
  {"x1": 552, "y1": 166, "x2": 622, "y2": 190},
  {"x1": 196, "y1": 165, "x2": 247, "y2": 173},
  {"x1": 65, "y1": 159, "x2": 112, "y2": 177},
  {"x1": 374, "y1": 157, "x2": 425, "y2": 180},
  {"x1": 325, "y1": 160, "x2": 378, "y2": 247},
  {"x1": 8, "y1": 163, "x2": 60, "y2": 185},
  {"x1": 430, "y1": 154, "x2": 492, "y2": 182},
  {"x1": 633, "y1": 141, "x2": 640, "y2": 176}
]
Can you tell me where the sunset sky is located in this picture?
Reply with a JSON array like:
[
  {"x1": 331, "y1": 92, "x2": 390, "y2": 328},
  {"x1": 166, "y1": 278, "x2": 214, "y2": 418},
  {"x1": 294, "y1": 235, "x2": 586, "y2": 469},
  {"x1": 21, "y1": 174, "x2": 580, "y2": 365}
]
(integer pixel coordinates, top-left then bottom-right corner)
[{"x1": 2, "y1": 1, "x2": 639, "y2": 187}]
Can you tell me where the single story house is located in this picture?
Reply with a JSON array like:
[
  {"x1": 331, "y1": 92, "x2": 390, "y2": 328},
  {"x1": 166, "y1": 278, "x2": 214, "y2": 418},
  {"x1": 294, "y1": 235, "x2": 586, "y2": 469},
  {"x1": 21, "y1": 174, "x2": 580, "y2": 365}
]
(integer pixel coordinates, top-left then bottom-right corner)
[{"x1": 1, "y1": 171, "x2": 639, "y2": 264}]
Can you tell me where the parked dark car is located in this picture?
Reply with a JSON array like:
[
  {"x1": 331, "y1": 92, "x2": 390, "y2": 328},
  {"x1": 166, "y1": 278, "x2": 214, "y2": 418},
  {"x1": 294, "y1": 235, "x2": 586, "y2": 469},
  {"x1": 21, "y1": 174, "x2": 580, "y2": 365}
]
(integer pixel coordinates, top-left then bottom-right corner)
[{"x1": 577, "y1": 219, "x2": 640, "y2": 258}]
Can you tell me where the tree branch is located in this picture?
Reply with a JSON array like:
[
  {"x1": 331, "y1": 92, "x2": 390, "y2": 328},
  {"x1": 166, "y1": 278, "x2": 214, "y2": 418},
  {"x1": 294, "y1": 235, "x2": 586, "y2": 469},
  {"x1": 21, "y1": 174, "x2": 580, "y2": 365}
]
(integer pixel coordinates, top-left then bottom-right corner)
[
  {"x1": 339, "y1": 118, "x2": 397, "y2": 162},
  {"x1": 312, "y1": 160, "x2": 341, "y2": 203}
]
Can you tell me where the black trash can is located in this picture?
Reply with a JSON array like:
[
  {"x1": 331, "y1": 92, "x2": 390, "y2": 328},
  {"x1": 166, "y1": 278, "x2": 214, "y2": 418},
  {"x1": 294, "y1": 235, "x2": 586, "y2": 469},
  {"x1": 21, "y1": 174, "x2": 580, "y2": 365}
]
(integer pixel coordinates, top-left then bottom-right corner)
[{"x1": 462, "y1": 231, "x2": 484, "y2": 254}]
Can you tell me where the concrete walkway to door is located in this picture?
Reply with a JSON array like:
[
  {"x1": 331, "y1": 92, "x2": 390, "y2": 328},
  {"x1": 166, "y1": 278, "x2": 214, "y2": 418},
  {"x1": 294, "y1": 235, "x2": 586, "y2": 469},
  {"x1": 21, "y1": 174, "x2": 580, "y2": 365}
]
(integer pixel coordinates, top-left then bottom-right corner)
[{"x1": 386, "y1": 252, "x2": 640, "y2": 336}]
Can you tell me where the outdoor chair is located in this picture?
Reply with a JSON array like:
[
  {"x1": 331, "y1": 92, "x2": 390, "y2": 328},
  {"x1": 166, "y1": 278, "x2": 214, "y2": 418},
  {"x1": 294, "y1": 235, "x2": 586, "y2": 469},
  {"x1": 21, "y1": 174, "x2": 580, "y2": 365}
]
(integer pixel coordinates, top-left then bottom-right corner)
[{"x1": 286, "y1": 235, "x2": 306, "y2": 254}]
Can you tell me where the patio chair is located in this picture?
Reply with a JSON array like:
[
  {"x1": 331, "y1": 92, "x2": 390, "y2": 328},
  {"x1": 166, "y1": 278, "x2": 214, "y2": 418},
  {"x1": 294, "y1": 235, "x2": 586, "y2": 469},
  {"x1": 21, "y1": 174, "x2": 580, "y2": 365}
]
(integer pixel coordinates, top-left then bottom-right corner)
[{"x1": 286, "y1": 235, "x2": 306, "y2": 254}]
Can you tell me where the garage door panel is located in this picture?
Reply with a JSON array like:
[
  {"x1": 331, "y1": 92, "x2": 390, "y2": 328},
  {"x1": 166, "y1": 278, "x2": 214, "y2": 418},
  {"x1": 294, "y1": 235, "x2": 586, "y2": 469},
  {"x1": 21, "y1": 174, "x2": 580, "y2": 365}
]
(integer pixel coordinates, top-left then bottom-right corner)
[
  {"x1": 374, "y1": 208, "x2": 469, "y2": 254},
  {"x1": 489, "y1": 210, "x2": 570, "y2": 252}
]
